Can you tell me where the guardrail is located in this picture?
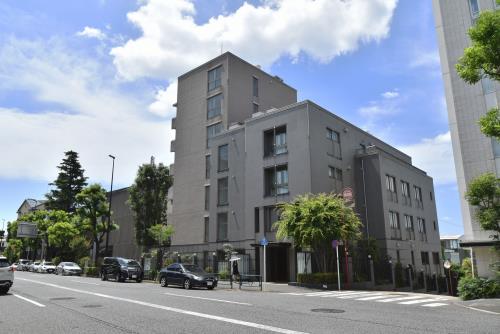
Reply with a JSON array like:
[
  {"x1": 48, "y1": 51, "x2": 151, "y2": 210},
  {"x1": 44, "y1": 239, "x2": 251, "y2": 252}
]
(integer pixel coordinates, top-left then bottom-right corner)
[{"x1": 238, "y1": 274, "x2": 262, "y2": 291}]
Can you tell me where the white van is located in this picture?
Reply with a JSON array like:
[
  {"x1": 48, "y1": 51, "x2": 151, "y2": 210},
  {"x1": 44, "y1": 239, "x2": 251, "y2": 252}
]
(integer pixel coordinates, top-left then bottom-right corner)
[{"x1": 0, "y1": 256, "x2": 14, "y2": 294}]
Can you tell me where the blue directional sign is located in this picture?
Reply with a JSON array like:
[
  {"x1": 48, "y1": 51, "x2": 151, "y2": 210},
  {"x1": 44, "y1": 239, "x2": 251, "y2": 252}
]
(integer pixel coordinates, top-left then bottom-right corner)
[{"x1": 260, "y1": 237, "x2": 269, "y2": 246}]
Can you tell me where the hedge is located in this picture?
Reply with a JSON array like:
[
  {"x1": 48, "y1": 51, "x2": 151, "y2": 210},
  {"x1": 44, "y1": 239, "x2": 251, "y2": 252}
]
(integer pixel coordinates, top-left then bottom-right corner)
[
  {"x1": 297, "y1": 272, "x2": 338, "y2": 285},
  {"x1": 458, "y1": 277, "x2": 500, "y2": 300}
]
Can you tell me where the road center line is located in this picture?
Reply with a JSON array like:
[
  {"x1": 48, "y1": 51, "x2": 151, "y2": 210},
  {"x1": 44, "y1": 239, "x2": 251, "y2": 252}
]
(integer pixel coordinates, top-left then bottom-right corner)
[
  {"x1": 13, "y1": 293, "x2": 46, "y2": 307},
  {"x1": 163, "y1": 292, "x2": 252, "y2": 305},
  {"x1": 17, "y1": 278, "x2": 306, "y2": 334},
  {"x1": 70, "y1": 280, "x2": 101, "y2": 286}
]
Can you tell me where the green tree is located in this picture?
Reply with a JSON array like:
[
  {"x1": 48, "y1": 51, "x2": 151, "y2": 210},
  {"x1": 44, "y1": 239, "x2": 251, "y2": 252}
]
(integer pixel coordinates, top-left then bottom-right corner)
[
  {"x1": 148, "y1": 224, "x2": 174, "y2": 269},
  {"x1": 456, "y1": 7, "x2": 500, "y2": 140},
  {"x1": 274, "y1": 193, "x2": 362, "y2": 273},
  {"x1": 46, "y1": 150, "x2": 88, "y2": 212},
  {"x1": 128, "y1": 161, "x2": 172, "y2": 248},
  {"x1": 76, "y1": 184, "x2": 115, "y2": 264},
  {"x1": 465, "y1": 173, "x2": 500, "y2": 244},
  {"x1": 4, "y1": 239, "x2": 23, "y2": 263}
]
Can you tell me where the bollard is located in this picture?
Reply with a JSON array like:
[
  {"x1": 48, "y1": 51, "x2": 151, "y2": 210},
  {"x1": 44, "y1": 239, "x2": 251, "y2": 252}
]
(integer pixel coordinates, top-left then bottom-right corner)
[
  {"x1": 390, "y1": 261, "x2": 395, "y2": 290},
  {"x1": 422, "y1": 270, "x2": 427, "y2": 291},
  {"x1": 408, "y1": 268, "x2": 413, "y2": 291},
  {"x1": 434, "y1": 273, "x2": 439, "y2": 293},
  {"x1": 369, "y1": 258, "x2": 375, "y2": 287}
]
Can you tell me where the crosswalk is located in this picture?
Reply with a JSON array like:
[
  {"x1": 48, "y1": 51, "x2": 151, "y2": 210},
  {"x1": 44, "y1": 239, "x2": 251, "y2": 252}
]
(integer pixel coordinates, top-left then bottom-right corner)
[{"x1": 280, "y1": 290, "x2": 450, "y2": 308}]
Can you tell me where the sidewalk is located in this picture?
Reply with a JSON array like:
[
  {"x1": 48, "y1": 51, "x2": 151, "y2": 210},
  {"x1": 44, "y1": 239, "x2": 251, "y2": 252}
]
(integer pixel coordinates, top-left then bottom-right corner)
[{"x1": 458, "y1": 299, "x2": 500, "y2": 315}]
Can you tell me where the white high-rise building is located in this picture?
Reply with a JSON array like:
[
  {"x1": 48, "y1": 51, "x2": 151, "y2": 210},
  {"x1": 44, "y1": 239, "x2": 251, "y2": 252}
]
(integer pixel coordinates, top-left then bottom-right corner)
[{"x1": 433, "y1": 0, "x2": 500, "y2": 277}]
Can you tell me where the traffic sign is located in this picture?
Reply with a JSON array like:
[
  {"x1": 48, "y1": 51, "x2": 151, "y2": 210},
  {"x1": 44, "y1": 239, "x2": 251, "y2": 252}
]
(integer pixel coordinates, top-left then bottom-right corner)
[
  {"x1": 17, "y1": 222, "x2": 38, "y2": 238},
  {"x1": 342, "y1": 187, "x2": 353, "y2": 202},
  {"x1": 443, "y1": 260, "x2": 451, "y2": 269},
  {"x1": 260, "y1": 238, "x2": 268, "y2": 246}
]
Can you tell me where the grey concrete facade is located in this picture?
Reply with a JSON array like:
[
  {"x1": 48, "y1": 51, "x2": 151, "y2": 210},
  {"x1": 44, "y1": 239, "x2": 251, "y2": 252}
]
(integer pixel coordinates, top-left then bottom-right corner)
[
  {"x1": 170, "y1": 53, "x2": 441, "y2": 282},
  {"x1": 433, "y1": 0, "x2": 500, "y2": 277}
]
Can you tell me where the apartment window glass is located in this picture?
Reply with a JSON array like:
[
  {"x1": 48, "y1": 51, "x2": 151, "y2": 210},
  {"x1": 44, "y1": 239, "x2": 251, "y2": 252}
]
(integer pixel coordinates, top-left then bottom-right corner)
[
  {"x1": 386, "y1": 175, "x2": 397, "y2": 202},
  {"x1": 433, "y1": 220, "x2": 437, "y2": 231},
  {"x1": 411, "y1": 251, "x2": 415, "y2": 266},
  {"x1": 217, "y1": 212, "x2": 228, "y2": 241},
  {"x1": 414, "y1": 186, "x2": 423, "y2": 208},
  {"x1": 217, "y1": 177, "x2": 229, "y2": 206},
  {"x1": 218, "y1": 144, "x2": 229, "y2": 172},
  {"x1": 205, "y1": 155, "x2": 211, "y2": 179},
  {"x1": 207, "y1": 122, "x2": 223, "y2": 147},
  {"x1": 401, "y1": 181, "x2": 411, "y2": 205},
  {"x1": 421, "y1": 252, "x2": 430, "y2": 265},
  {"x1": 417, "y1": 217, "x2": 427, "y2": 241},
  {"x1": 389, "y1": 211, "x2": 401, "y2": 239},
  {"x1": 252, "y1": 76, "x2": 259, "y2": 97},
  {"x1": 264, "y1": 165, "x2": 288, "y2": 196},
  {"x1": 326, "y1": 128, "x2": 342, "y2": 159},
  {"x1": 264, "y1": 126, "x2": 287, "y2": 157},
  {"x1": 204, "y1": 186, "x2": 210, "y2": 210},
  {"x1": 492, "y1": 139, "x2": 500, "y2": 158},
  {"x1": 208, "y1": 66, "x2": 222, "y2": 91},
  {"x1": 404, "y1": 215, "x2": 415, "y2": 240},
  {"x1": 468, "y1": 0, "x2": 480, "y2": 18},
  {"x1": 328, "y1": 166, "x2": 343, "y2": 192},
  {"x1": 481, "y1": 77, "x2": 495, "y2": 94},
  {"x1": 264, "y1": 206, "x2": 278, "y2": 232},
  {"x1": 204, "y1": 217, "x2": 209, "y2": 242},
  {"x1": 432, "y1": 252, "x2": 440, "y2": 265},
  {"x1": 207, "y1": 94, "x2": 222, "y2": 119},
  {"x1": 430, "y1": 191, "x2": 433, "y2": 201},
  {"x1": 254, "y1": 207, "x2": 260, "y2": 233},
  {"x1": 253, "y1": 103, "x2": 259, "y2": 113}
]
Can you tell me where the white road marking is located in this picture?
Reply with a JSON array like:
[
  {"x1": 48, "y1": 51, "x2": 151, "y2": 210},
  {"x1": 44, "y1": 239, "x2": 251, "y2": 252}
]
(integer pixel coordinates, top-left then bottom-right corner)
[
  {"x1": 13, "y1": 294, "x2": 46, "y2": 307},
  {"x1": 338, "y1": 292, "x2": 383, "y2": 299},
  {"x1": 399, "y1": 299, "x2": 445, "y2": 305},
  {"x1": 163, "y1": 292, "x2": 252, "y2": 305},
  {"x1": 17, "y1": 278, "x2": 307, "y2": 334},
  {"x1": 70, "y1": 280, "x2": 100, "y2": 286},
  {"x1": 356, "y1": 294, "x2": 393, "y2": 301},
  {"x1": 303, "y1": 292, "x2": 338, "y2": 297},
  {"x1": 376, "y1": 296, "x2": 425, "y2": 303},
  {"x1": 422, "y1": 303, "x2": 448, "y2": 308}
]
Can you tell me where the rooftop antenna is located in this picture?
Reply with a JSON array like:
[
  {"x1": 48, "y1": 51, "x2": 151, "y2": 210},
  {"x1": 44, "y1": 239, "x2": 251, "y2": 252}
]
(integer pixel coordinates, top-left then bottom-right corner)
[{"x1": 150, "y1": 155, "x2": 155, "y2": 165}]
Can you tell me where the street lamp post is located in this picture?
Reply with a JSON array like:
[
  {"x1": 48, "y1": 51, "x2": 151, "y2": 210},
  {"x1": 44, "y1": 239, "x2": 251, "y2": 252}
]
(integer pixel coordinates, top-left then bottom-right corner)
[{"x1": 104, "y1": 154, "x2": 115, "y2": 257}]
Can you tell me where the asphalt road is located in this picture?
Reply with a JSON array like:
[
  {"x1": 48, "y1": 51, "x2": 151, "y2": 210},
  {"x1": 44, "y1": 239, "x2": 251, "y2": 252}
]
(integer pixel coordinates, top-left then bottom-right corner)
[{"x1": 1, "y1": 271, "x2": 498, "y2": 334}]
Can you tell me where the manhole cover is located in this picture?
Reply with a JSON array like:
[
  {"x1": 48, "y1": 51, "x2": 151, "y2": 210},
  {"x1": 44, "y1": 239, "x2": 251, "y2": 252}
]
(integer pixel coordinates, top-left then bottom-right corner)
[
  {"x1": 82, "y1": 304, "x2": 102, "y2": 308},
  {"x1": 311, "y1": 308, "x2": 345, "y2": 314},
  {"x1": 50, "y1": 297, "x2": 76, "y2": 301}
]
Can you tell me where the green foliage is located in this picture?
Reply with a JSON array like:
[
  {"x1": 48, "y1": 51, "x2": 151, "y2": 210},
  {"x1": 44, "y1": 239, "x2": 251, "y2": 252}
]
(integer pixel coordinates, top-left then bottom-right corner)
[
  {"x1": 456, "y1": 10, "x2": 500, "y2": 84},
  {"x1": 458, "y1": 276, "x2": 500, "y2": 300},
  {"x1": 478, "y1": 107, "x2": 500, "y2": 140},
  {"x1": 465, "y1": 173, "x2": 500, "y2": 243},
  {"x1": 395, "y1": 262, "x2": 405, "y2": 288},
  {"x1": 46, "y1": 150, "x2": 88, "y2": 212},
  {"x1": 218, "y1": 271, "x2": 229, "y2": 280},
  {"x1": 274, "y1": 193, "x2": 362, "y2": 272},
  {"x1": 461, "y1": 258, "x2": 473, "y2": 278},
  {"x1": 297, "y1": 272, "x2": 339, "y2": 285},
  {"x1": 47, "y1": 221, "x2": 79, "y2": 248},
  {"x1": 4, "y1": 239, "x2": 23, "y2": 263},
  {"x1": 128, "y1": 162, "x2": 172, "y2": 247},
  {"x1": 85, "y1": 267, "x2": 99, "y2": 277},
  {"x1": 222, "y1": 243, "x2": 234, "y2": 261},
  {"x1": 52, "y1": 256, "x2": 61, "y2": 265},
  {"x1": 205, "y1": 266, "x2": 213, "y2": 273},
  {"x1": 78, "y1": 256, "x2": 92, "y2": 269},
  {"x1": 148, "y1": 224, "x2": 174, "y2": 247}
]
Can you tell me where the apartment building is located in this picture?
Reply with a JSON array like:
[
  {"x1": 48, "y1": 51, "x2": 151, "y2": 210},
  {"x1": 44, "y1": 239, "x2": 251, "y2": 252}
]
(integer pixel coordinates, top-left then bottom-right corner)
[
  {"x1": 169, "y1": 52, "x2": 441, "y2": 282},
  {"x1": 433, "y1": 0, "x2": 500, "y2": 277}
]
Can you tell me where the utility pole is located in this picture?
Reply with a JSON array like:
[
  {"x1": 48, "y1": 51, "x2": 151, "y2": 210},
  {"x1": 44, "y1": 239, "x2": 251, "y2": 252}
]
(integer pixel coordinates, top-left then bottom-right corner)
[{"x1": 104, "y1": 154, "x2": 115, "y2": 257}]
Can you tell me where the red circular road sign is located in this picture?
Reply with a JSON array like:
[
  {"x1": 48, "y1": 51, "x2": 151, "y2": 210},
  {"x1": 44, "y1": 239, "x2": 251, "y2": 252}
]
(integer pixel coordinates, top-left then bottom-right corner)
[{"x1": 342, "y1": 187, "x2": 353, "y2": 201}]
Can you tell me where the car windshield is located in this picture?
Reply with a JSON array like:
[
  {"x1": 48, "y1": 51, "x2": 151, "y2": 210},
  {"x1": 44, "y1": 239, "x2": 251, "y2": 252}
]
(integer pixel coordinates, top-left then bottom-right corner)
[
  {"x1": 0, "y1": 259, "x2": 10, "y2": 268},
  {"x1": 44, "y1": 262, "x2": 54, "y2": 265},
  {"x1": 64, "y1": 262, "x2": 77, "y2": 266},
  {"x1": 127, "y1": 260, "x2": 140, "y2": 266},
  {"x1": 182, "y1": 265, "x2": 205, "y2": 274}
]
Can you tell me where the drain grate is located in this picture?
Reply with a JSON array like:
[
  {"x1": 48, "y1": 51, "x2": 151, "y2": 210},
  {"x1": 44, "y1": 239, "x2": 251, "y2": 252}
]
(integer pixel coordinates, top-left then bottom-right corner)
[
  {"x1": 50, "y1": 297, "x2": 76, "y2": 301},
  {"x1": 82, "y1": 304, "x2": 102, "y2": 308},
  {"x1": 311, "y1": 308, "x2": 345, "y2": 314}
]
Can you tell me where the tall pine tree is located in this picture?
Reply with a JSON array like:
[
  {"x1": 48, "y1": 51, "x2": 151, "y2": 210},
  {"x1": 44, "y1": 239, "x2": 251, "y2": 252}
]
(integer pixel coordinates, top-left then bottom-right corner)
[{"x1": 46, "y1": 150, "x2": 88, "y2": 212}]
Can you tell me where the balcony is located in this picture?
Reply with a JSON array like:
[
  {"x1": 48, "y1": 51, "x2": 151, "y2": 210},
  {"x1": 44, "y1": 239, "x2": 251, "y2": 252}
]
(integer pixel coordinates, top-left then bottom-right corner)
[
  {"x1": 170, "y1": 140, "x2": 176, "y2": 152},
  {"x1": 171, "y1": 117, "x2": 176, "y2": 130}
]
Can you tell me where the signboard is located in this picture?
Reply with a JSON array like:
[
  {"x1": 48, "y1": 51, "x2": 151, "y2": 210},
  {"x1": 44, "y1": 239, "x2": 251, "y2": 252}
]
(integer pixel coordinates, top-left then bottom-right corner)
[
  {"x1": 260, "y1": 237, "x2": 268, "y2": 246},
  {"x1": 443, "y1": 260, "x2": 451, "y2": 269},
  {"x1": 17, "y1": 222, "x2": 38, "y2": 238},
  {"x1": 332, "y1": 240, "x2": 338, "y2": 248},
  {"x1": 342, "y1": 187, "x2": 353, "y2": 202}
]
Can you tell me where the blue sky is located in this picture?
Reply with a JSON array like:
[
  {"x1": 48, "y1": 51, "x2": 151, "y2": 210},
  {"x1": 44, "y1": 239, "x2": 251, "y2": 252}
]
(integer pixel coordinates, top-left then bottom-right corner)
[{"x1": 0, "y1": 0, "x2": 464, "y2": 235}]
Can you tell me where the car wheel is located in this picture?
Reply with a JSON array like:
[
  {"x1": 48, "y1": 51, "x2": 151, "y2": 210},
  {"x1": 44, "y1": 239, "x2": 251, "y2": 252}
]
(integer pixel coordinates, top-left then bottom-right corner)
[
  {"x1": 207, "y1": 287, "x2": 214, "y2": 290},
  {"x1": 0, "y1": 287, "x2": 9, "y2": 295},
  {"x1": 136, "y1": 278, "x2": 142, "y2": 283},
  {"x1": 160, "y1": 276, "x2": 168, "y2": 287},
  {"x1": 100, "y1": 271, "x2": 107, "y2": 281},
  {"x1": 115, "y1": 272, "x2": 121, "y2": 282},
  {"x1": 183, "y1": 279, "x2": 191, "y2": 290}
]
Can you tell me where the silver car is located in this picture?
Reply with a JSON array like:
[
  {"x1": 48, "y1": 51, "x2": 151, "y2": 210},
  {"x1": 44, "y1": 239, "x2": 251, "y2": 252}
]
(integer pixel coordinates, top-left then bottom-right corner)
[
  {"x1": 56, "y1": 262, "x2": 82, "y2": 276},
  {"x1": 0, "y1": 256, "x2": 14, "y2": 294}
]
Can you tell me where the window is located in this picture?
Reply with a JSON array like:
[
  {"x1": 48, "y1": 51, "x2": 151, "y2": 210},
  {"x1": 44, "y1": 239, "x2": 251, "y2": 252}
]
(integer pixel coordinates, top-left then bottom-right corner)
[
  {"x1": 264, "y1": 125, "x2": 287, "y2": 157},
  {"x1": 414, "y1": 186, "x2": 423, "y2": 209},
  {"x1": 417, "y1": 217, "x2": 427, "y2": 241},
  {"x1": 468, "y1": 0, "x2": 480, "y2": 19},
  {"x1": 207, "y1": 122, "x2": 223, "y2": 147},
  {"x1": 253, "y1": 103, "x2": 259, "y2": 113},
  {"x1": 389, "y1": 211, "x2": 401, "y2": 239},
  {"x1": 396, "y1": 250, "x2": 401, "y2": 263},
  {"x1": 254, "y1": 207, "x2": 260, "y2": 233},
  {"x1": 421, "y1": 252, "x2": 430, "y2": 266},
  {"x1": 252, "y1": 76, "x2": 259, "y2": 97},
  {"x1": 218, "y1": 144, "x2": 229, "y2": 172},
  {"x1": 326, "y1": 128, "x2": 342, "y2": 159},
  {"x1": 404, "y1": 215, "x2": 415, "y2": 240},
  {"x1": 204, "y1": 217, "x2": 209, "y2": 242},
  {"x1": 264, "y1": 206, "x2": 278, "y2": 232},
  {"x1": 433, "y1": 220, "x2": 437, "y2": 231},
  {"x1": 430, "y1": 191, "x2": 433, "y2": 201},
  {"x1": 207, "y1": 94, "x2": 222, "y2": 119},
  {"x1": 401, "y1": 181, "x2": 411, "y2": 205},
  {"x1": 205, "y1": 155, "x2": 211, "y2": 179},
  {"x1": 411, "y1": 251, "x2": 415, "y2": 266},
  {"x1": 264, "y1": 164, "x2": 289, "y2": 196},
  {"x1": 328, "y1": 166, "x2": 343, "y2": 193},
  {"x1": 217, "y1": 177, "x2": 228, "y2": 206},
  {"x1": 208, "y1": 66, "x2": 222, "y2": 91},
  {"x1": 481, "y1": 76, "x2": 495, "y2": 94},
  {"x1": 204, "y1": 186, "x2": 210, "y2": 210},
  {"x1": 386, "y1": 175, "x2": 397, "y2": 202},
  {"x1": 432, "y1": 252, "x2": 440, "y2": 265},
  {"x1": 217, "y1": 212, "x2": 228, "y2": 241}
]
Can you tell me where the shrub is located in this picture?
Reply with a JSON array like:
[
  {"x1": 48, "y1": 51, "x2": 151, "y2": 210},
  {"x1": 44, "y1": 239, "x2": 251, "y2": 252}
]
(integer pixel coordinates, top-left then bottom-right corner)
[
  {"x1": 218, "y1": 271, "x2": 229, "y2": 280},
  {"x1": 460, "y1": 258, "x2": 473, "y2": 278},
  {"x1": 458, "y1": 276, "x2": 500, "y2": 300},
  {"x1": 149, "y1": 269, "x2": 158, "y2": 281},
  {"x1": 85, "y1": 267, "x2": 99, "y2": 277},
  {"x1": 78, "y1": 256, "x2": 92, "y2": 269},
  {"x1": 297, "y1": 272, "x2": 338, "y2": 285},
  {"x1": 395, "y1": 262, "x2": 405, "y2": 287},
  {"x1": 51, "y1": 256, "x2": 61, "y2": 265},
  {"x1": 205, "y1": 266, "x2": 213, "y2": 273}
]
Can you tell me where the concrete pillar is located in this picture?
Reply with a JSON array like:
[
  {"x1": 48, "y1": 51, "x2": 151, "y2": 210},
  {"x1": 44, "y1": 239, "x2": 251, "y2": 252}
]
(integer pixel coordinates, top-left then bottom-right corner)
[
  {"x1": 390, "y1": 262, "x2": 396, "y2": 290},
  {"x1": 369, "y1": 258, "x2": 375, "y2": 288},
  {"x1": 408, "y1": 267, "x2": 413, "y2": 291},
  {"x1": 347, "y1": 256, "x2": 353, "y2": 288}
]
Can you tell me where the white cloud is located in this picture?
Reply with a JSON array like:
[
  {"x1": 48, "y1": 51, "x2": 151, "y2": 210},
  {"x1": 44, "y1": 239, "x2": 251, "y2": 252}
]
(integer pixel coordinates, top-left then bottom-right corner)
[
  {"x1": 409, "y1": 50, "x2": 440, "y2": 69},
  {"x1": 398, "y1": 132, "x2": 456, "y2": 185},
  {"x1": 382, "y1": 90, "x2": 399, "y2": 99},
  {"x1": 148, "y1": 81, "x2": 178, "y2": 118},
  {"x1": 110, "y1": 0, "x2": 398, "y2": 81},
  {"x1": 0, "y1": 38, "x2": 174, "y2": 185},
  {"x1": 77, "y1": 26, "x2": 106, "y2": 40},
  {"x1": 358, "y1": 90, "x2": 402, "y2": 117}
]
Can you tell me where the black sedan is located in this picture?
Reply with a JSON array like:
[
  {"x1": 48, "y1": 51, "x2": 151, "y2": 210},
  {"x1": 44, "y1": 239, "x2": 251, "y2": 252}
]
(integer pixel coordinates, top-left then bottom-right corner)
[{"x1": 159, "y1": 263, "x2": 217, "y2": 290}]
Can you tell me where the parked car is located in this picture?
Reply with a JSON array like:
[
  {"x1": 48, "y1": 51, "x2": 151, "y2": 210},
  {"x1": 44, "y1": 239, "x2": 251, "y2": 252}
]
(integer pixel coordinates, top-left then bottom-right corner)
[
  {"x1": 0, "y1": 256, "x2": 14, "y2": 294},
  {"x1": 30, "y1": 261, "x2": 41, "y2": 272},
  {"x1": 18, "y1": 259, "x2": 31, "y2": 271},
  {"x1": 158, "y1": 263, "x2": 217, "y2": 290},
  {"x1": 100, "y1": 257, "x2": 143, "y2": 283},
  {"x1": 56, "y1": 262, "x2": 82, "y2": 276},
  {"x1": 38, "y1": 261, "x2": 56, "y2": 273}
]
